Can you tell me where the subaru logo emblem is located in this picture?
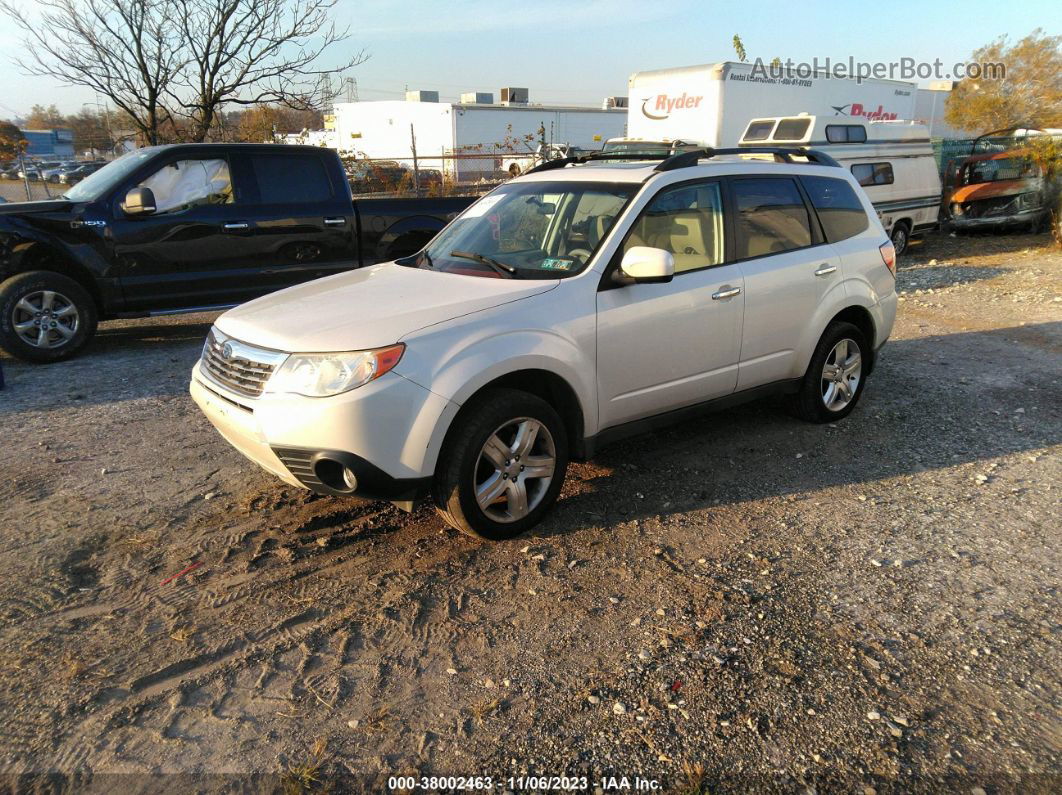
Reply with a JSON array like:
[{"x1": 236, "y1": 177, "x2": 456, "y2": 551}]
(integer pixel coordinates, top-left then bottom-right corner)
[{"x1": 221, "y1": 342, "x2": 234, "y2": 360}]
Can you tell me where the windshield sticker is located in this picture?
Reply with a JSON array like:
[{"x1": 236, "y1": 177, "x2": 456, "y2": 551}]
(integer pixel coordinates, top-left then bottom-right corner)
[
  {"x1": 463, "y1": 194, "x2": 505, "y2": 218},
  {"x1": 539, "y1": 257, "x2": 574, "y2": 271}
]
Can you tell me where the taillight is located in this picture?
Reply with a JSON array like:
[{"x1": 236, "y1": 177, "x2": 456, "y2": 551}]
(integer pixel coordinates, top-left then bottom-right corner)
[{"x1": 879, "y1": 240, "x2": 896, "y2": 275}]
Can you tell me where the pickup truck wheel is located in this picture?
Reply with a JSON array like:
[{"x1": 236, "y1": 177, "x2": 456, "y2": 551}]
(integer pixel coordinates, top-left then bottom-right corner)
[
  {"x1": 433, "y1": 388, "x2": 569, "y2": 540},
  {"x1": 0, "y1": 271, "x2": 97, "y2": 363},
  {"x1": 792, "y1": 321, "x2": 869, "y2": 423}
]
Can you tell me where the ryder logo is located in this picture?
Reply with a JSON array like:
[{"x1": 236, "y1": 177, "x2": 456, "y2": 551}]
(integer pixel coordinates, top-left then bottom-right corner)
[
  {"x1": 641, "y1": 93, "x2": 704, "y2": 120},
  {"x1": 832, "y1": 102, "x2": 898, "y2": 121}
]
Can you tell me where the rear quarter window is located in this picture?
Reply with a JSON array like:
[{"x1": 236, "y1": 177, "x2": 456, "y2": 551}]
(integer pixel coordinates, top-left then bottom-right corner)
[
  {"x1": 801, "y1": 175, "x2": 870, "y2": 242},
  {"x1": 250, "y1": 153, "x2": 333, "y2": 203}
]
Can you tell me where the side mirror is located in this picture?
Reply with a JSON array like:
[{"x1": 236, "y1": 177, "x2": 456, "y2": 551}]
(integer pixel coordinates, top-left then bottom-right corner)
[
  {"x1": 122, "y1": 186, "x2": 156, "y2": 216},
  {"x1": 618, "y1": 246, "x2": 675, "y2": 284}
]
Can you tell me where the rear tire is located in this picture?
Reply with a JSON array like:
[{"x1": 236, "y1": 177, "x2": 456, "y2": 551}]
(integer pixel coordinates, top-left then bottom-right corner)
[
  {"x1": 0, "y1": 270, "x2": 97, "y2": 363},
  {"x1": 793, "y1": 321, "x2": 870, "y2": 423},
  {"x1": 433, "y1": 388, "x2": 568, "y2": 540}
]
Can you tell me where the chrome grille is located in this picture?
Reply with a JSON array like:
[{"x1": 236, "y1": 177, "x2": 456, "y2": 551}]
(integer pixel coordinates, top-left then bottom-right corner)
[{"x1": 200, "y1": 330, "x2": 286, "y2": 398}]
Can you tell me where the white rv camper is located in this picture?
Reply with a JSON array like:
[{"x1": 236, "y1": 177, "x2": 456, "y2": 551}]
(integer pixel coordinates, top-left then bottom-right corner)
[
  {"x1": 738, "y1": 114, "x2": 942, "y2": 253},
  {"x1": 611, "y1": 61, "x2": 918, "y2": 153}
]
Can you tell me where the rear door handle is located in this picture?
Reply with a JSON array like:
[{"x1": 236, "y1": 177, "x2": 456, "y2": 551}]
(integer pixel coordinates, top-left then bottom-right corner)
[
  {"x1": 711, "y1": 286, "x2": 741, "y2": 300},
  {"x1": 223, "y1": 222, "x2": 250, "y2": 231},
  {"x1": 814, "y1": 264, "x2": 837, "y2": 276},
  {"x1": 324, "y1": 217, "x2": 346, "y2": 226}
]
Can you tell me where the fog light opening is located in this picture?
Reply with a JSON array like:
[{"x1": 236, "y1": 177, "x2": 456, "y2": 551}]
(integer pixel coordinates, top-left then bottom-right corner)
[{"x1": 314, "y1": 458, "x2": 358, "y2": 492}]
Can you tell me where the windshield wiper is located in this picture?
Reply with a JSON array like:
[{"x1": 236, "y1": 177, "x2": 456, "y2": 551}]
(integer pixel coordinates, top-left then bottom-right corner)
[{"x1": 449, "y1": 250, "x2": 517, "y2": 278}]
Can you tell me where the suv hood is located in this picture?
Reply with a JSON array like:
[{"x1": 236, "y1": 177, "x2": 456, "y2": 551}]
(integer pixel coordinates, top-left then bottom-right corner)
[{"x1": 215, "y1": 262, "x2": 558, "y2": 352}]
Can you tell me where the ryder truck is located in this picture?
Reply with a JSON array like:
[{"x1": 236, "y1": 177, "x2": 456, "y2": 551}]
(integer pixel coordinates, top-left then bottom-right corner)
[{"x1": 616, "y1": 61, "x2": 918, "y2": 150}]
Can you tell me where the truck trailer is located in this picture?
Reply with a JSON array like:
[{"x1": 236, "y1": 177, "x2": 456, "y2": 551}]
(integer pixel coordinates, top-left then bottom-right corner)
[{"x1": 620, "y1": 61, "x2": 918, "y2": 150}]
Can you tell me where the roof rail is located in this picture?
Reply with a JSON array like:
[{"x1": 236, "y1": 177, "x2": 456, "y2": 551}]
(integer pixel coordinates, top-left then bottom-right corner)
[
  {"x1": 653, "y1": 147, "x2": 842, "y2": 172},
  {"x1": 522, "y1": 150, "x2": 672, "y2": 175}
]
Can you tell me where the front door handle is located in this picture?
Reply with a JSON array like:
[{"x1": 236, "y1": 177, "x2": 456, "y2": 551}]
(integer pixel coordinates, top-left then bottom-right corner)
[
  {"x1": 711, "y1": 286, "x2": 741, "y2": 300},
  {"x1": 223, "y1": 222, "x2": 250, "y2": 231},
  {"x1": 324, "y1": 217, "x2": 346, "y2": 226},
  {"x1": 814, "y1": 264, "x2": 837, "y2": 276}
]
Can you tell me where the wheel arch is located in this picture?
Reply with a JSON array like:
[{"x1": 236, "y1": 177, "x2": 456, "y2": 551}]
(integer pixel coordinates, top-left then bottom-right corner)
[
  {"x1": 826, "y1": 305, "x2": 878, "y2": 373},
  {"x1": 3, "y1": 240, "x2": 104, "y2": 313},
  {"x1": 435, "y1": 368, "x2": 589, "y2": 469}
]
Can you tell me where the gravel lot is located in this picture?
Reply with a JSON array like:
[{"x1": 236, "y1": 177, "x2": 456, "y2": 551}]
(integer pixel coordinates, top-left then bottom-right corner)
[{"x1": 1, "y1": 230, "x2": 1059, "y2": 792}]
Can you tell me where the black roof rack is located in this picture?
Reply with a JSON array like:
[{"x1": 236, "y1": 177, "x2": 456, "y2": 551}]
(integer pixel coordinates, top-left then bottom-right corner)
[
  {"x1": 522, "y1": 150, "x2": 673, "y2": 175},
  {"x1": 654, "y1": 147, "x2": 842, "y2": 172},
  {"x1": 521, "y1": 146, "x2": 841, "y2": 176}
]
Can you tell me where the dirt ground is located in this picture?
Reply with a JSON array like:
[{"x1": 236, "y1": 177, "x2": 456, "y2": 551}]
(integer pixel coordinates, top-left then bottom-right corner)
[{"x1": 1, "y1": 230, "x2": 1060, "y2": 792}]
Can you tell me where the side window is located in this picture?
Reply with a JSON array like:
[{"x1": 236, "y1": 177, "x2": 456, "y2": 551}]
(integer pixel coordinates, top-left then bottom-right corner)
[
  {"x1": 138, "y1": 159, "x2": 233, "y2": 214},
  {"x1": 826, "y1": 124, "x2": 868, "y2": 143},
  {"x1": 851, "y1": 162, "x2": 894, "y2": 187},
  {"x1": 801, "y1": 175, "x2": 870, "y2": 242},
  {"x1": 622, "y1": 182, "x2": 725, "y2": 273},
  {"x1": 250, "y1": 154, "x2": 333, "y2": 203},
  {"x1": 731, "y1": 178, "x2": 812, "y2": 259}
]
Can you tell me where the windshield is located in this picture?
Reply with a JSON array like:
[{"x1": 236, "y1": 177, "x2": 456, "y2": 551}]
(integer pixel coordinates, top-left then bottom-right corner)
[
  {"x1": 961, "y1": 157, "x2": 1039, "y2": 185},
  {"x1": 62, "y1": 148, "x2": 159, "y2": 202},
  {"x1": 419, "y1": 181, "x2": 636, "y2": 278}
]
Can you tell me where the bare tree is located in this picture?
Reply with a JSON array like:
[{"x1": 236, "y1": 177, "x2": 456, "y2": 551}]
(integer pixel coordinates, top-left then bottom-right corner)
[
  {"x1": 169, "y1": 0, "x2": 366, "y2": 141},
  {"x1": 0, "y1": 0, "x2": 184, "y2": 145}
]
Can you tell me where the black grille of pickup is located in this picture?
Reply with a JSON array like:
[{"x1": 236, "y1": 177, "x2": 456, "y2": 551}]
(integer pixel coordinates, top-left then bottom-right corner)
[{"x1": 201, "y1": 332, "x2": 277, "y2": 397}]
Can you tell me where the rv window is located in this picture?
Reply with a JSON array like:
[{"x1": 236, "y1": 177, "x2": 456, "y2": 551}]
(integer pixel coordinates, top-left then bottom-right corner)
[
  {"x1": 801, "y1": 176, "x2": 869, "y2": 242},
  {"x1": 742, "y1": 121, "x2": 775, "y2": 141},
  {"x1": 773, "y1": 118, "x2": 812, "y2": 141},
  {"x1": 825, "y1": 125, "x2": 868, "y2": 143},
  {"x1": 851, "y1": 162, "x2": 894, "y2": 187},
  {"x1": 731, "y1": 178, "x2": 812, "y2": 259}
]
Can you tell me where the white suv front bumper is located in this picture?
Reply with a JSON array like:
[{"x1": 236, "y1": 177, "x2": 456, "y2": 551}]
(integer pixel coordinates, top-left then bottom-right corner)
[{"x1": 190, "y1": 360, "x2": 459, "y2": 501}]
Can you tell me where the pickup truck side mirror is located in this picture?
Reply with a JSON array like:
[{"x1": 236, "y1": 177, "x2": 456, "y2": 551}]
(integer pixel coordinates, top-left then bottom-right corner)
[
  {"x1": 617, "y1": 246, "x2": 675, "y2": 284},
  {"x1": 122, "y1": 187, "x2": 156, "y2": 216}
]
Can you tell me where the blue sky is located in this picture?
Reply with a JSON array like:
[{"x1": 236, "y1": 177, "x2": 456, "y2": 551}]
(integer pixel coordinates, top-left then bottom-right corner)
[{"x1": 0, "y1": 0, "x2": 1056, "y2": 117}]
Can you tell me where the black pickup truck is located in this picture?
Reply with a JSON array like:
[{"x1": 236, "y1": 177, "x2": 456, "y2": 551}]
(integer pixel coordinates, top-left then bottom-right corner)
[{"x1": 0, "y1": 144, "x2": 475, "y2": 362}]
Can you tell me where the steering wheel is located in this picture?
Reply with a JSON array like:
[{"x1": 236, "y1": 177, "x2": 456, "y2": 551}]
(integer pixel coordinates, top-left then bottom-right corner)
[{"x1": 567, "y1": 248, "x2": 592, "y2": 263}]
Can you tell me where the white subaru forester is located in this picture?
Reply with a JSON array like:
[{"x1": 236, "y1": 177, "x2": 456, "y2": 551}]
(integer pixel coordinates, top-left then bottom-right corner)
[{"x1": 191, "y1": 148, "x2": 897, "y2": 540}]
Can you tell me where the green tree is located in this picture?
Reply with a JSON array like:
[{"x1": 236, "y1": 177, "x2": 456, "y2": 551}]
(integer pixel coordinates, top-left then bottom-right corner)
[
  {"x1": 0, "y1": 120, "x2": 27, "y2": 159},
  {"x1": 945, "y1": 28, "x2": 1062, "y2": 134},
  {"x1": 732, "y1": 34, "x2": 747, "y2": 62}
]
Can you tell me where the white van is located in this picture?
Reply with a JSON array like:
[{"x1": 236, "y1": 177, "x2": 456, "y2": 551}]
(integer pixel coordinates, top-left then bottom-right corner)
[{"x1": 738, "y1": 115, "x2": 942, "y2": 253}]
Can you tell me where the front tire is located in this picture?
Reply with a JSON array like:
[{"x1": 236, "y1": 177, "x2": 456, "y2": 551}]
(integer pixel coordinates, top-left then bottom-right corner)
[
  {"x1": 793, "y1": 321, "x2": 869, "y2": 423},
  {"x1": 0, "y1": 270, "x2": 98, "y2": 363},
  {"x1": 433, "y1": 388, "x2": 568, "y2": 540}
]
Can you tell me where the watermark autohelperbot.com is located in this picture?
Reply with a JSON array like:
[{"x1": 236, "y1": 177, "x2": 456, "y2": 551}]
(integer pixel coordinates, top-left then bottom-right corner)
[{"x1": 748, "y1": 56, "x2": 1006, "y2": 83}]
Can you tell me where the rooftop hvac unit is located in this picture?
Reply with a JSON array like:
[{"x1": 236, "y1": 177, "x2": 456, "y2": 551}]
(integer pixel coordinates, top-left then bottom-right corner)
[
  {"x1": 460, "y1": 92, "x2": 494, "y2": 104},
  {"x1": 499, "y1": 87, "x2": 529, "y2": 105},
  {"x1": 602, "y1": 96, "x2": 629, "y2": 109},
  {"x1": 405, "y1": 90, "x2": 439, "y2": 103}
]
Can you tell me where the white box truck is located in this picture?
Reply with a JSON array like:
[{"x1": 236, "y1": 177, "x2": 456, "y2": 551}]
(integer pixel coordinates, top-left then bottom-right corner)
[{"x1": 616, "y1": 61, "x2": 918, "y2": 150}]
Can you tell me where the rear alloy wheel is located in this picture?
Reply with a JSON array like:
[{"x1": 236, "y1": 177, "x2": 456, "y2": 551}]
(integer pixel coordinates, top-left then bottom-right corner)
[
  {"x1": 434, "y1": 388, "x2": 568, "y2": 540},
  {"x1": 793, "y1": 321, "x2": 869, "y2": 423},
  {"x1": 0, "y1": 270, "x2": 97, "y2": 363},
  {"x1": 890, "y1": 222, "x2": 909, "y2": 256}
]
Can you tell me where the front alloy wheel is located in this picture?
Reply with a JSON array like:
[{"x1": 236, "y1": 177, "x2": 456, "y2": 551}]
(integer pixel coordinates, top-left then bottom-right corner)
[
  {"x1": 474, "y1": 417, "x2": 557, "y2": 523},
  {"x1": 12, "y1": 289, "x2": 80, "y2": 350},
  {"x1": 0, "y1": 270, "x2": 98, "y2": 363},
  {"x1": 434, "y1": 388, "x2": 569, "y2": 540}
]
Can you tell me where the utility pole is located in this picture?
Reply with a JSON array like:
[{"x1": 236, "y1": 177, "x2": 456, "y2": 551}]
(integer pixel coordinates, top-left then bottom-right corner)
[{"x1": 410, "y1": 124, "x2": 420, "y2": 195}]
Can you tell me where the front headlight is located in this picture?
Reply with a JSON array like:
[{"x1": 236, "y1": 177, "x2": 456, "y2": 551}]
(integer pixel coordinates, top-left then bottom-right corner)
[{"x1": 263, "y1": 344, "x2": 405, "y2": 397}]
